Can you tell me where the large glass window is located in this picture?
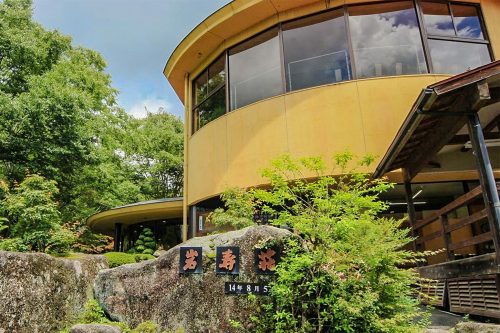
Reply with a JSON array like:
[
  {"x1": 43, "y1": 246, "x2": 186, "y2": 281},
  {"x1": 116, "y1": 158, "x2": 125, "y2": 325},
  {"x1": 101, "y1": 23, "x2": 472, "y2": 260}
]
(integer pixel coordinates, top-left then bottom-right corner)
[
  {"x1": 282, "y1": 9, "x2": 351, "y2": 92},
  {"x1": 190, "y1": 1, "x2": 493, "y2": 133},
  {"x1": 428, "y1": 40, "x2": 491, "y2": 74},
  {"x1": 229, "y1": 28, "x2": 283, "y2": 110},
  {"x1": 452, "y1": 4, "x2": 484, "y2": 39},
  {"x1": 192, "y1": 55, "x2": 226, "y2": 132},
  {"x1": 421, "y1": 2, "x2": 485, "y2": 39},
  {"x1": 421, "y1": 1, "x2": 455, "y2": 36},
  {"x1": 421, "y1": 1, "x2": 491, "y2": 74},
  {"x1": 348, "y1": 2, "x2": 427, "y2": 79}
]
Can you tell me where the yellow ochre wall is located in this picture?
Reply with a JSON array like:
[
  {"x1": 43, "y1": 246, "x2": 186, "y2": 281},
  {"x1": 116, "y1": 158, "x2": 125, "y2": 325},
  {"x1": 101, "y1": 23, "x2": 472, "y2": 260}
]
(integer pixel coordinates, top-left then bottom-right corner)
[
  {"x1": 174, "y1": 0, "x2": 500, "y2": 238},
  {"x1": 186, "y1": 75, "x2": 450, "y2": 205}
]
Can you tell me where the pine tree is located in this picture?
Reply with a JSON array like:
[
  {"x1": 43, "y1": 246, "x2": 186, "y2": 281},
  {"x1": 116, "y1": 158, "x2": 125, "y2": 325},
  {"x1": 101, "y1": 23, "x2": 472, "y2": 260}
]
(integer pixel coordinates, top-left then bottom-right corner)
[{"x1": 133, "y1": 228, "x2": 156, "y2": 255}]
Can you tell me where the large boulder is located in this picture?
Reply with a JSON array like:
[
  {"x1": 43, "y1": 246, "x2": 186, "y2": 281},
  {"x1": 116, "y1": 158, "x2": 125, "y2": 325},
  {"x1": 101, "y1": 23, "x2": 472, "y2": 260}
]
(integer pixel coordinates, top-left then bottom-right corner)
[
  {"x1": 454, "y1": 322, "x2": 500, "y2": 333},
  {"x1": 0, "y1": 252, "x2": 108, "y2": 333},
  {"x1": 94, "y1": 225, "x2": 293, "y2": 332}
]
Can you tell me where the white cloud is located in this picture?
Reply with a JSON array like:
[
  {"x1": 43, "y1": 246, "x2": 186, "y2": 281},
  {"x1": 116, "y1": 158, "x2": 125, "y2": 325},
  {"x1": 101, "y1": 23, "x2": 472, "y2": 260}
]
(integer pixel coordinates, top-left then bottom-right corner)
[{"x1": 127, "y1": 98, "x2": 179, "y2": 119}]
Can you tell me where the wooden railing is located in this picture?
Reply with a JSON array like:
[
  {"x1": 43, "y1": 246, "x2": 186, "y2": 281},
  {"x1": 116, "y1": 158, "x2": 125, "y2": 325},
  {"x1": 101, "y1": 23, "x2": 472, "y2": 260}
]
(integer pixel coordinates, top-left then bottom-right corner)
[{"x1": 413, "y1": 183, "x2": 500, "y2": 262}]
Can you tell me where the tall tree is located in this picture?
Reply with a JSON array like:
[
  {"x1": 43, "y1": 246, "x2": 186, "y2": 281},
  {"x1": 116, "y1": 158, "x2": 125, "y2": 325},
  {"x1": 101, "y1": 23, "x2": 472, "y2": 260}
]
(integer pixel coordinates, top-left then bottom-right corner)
[
  {"x1": 0, "y1": 0, "x2": 183, "y2": 231},
  {"x1": 124, "y1": 110, "x2": 184, "y2": 198}
]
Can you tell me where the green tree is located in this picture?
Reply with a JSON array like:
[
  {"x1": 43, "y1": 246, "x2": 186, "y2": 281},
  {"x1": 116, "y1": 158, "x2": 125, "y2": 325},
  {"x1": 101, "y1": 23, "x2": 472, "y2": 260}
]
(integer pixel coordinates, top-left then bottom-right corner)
[
  {"x1": 0, "y1": 0, "x2": 184, "y2": 253},
  {"x1": 124, "y1": 110, "x2": 184, "y2": 198},
  {"x1": 131, "y1": 228, "x2": 156, "y2": 255},
  {"x1": 2, "y1": 175, "x2": 61, "y2": 251},
  {"x1": 210, "y1": 154, "x2": 429, "y2": 333}
]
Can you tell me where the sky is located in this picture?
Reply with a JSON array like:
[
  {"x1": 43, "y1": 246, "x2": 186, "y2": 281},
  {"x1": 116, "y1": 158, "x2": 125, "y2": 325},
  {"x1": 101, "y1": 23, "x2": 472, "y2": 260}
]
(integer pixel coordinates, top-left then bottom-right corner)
[{"x1": 33, "y1": 0, "x2": 231, "y2": 119}]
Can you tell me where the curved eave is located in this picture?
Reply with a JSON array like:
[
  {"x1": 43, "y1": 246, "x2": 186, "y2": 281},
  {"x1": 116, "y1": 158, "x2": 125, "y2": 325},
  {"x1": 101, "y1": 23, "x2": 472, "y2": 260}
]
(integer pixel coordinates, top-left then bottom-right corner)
[
  {"x1": 86, "y1": 198, "x2": 184, "y2": 234},
  {"x1": 164, "y1": 0, "x2": 326, "y2": 101}
]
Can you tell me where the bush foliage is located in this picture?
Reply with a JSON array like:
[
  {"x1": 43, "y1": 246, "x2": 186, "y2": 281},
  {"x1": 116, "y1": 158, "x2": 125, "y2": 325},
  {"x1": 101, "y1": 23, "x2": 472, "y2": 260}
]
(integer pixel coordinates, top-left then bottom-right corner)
[
  {"x1": 104, "y1": 251, "x2": 155, "y2": 268},
  {"x1": 129, "y1": 228, "x2": 156, "y2": 255},
  {"x1": 210, "y1": 153, "x2": 429, "y2": 333}
]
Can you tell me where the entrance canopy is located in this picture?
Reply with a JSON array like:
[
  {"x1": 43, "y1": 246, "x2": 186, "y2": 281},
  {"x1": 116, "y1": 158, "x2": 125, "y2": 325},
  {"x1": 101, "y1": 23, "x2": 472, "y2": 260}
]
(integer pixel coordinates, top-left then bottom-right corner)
[
  {"x1": 374, "y1": 60, "x2": 500, "y2": 180},
  {"x1": 87, "y1": 197, "x2": 183, "y2": 234}
]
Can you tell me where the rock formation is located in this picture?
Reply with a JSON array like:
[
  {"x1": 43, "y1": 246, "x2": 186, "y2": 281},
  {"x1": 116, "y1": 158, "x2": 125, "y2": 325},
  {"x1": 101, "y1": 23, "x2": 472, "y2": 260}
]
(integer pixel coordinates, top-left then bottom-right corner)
[
  {"x1": 0, "y1": 252, "x2": 107, "y2": 333},
  {"x1": 94, "y1": 225, "x2": 292, "y2": 332}
]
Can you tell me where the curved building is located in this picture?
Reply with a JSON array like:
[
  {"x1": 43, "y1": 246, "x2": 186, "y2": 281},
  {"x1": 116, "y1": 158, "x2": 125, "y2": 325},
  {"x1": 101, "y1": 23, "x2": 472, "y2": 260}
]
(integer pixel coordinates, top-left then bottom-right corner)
[
  {"x1": 88, "y1": 0, "x2": 500, "y2": 317},
  {"x1": 163, "y1": 0, "x2": 499, "y2": 240}
]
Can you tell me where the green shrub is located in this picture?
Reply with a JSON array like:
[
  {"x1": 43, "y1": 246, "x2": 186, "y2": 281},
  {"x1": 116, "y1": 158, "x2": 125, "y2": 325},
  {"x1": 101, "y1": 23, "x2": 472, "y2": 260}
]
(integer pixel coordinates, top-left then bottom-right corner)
[
  {"x1": 131, "y1": 321, "x2": 158, "y2": 333},
  {"x1": 104, "y1": 252, "x2": 137, "y2": 268},
  {"x1": 211, "y1": 154, "x2": 430, "y2": 333},
  {"x1": 80, "y1": 299, "x2": 108, "y2": 324},
  {"x1": 134, "y1": 254, "x2": 155, "y2": 262},
  {"x1": 46, "y1": 227, "x2": 76, "y2": 256},
  {"x1": 144, "y1": 241, "x2": 156, "y2": 248},
  {"x1": 105, "y1": 252, "x2": 155, "y2": 268},
  {"x1": 131, "y1": 228, "x2": 156, "y2": 255},
  {"x1": 0, "y1": 237, "x2": 28, "y2": 252}
]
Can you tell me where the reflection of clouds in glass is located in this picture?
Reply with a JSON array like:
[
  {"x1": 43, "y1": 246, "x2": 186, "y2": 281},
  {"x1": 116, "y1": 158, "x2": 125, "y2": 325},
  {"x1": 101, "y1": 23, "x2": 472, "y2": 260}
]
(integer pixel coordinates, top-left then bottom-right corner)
[
  {"x1": 454, "y1": 17, "x2": 483, "y2": 39},
  {"x1": 429, "y1": 40, "x2": 490, "y2": 74},
  {"x1": 423, "y1": 15, "x2": 455, "y2": 36},
  {"x1": 349, "y1": 9, "x2": 426, "y2": 78}
]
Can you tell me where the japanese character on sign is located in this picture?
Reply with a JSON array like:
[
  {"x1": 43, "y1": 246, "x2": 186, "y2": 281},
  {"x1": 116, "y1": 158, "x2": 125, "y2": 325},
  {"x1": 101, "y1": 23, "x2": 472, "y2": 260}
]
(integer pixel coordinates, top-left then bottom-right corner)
[
  {"x1": 216, "y1": 246, "x2": 240, "y2": 274},
  {"x1": 255, "y1": 247, "x2": 280, "y2": 274},
  {"x1": 179, "y1": 247, "x2": 203, "y2": 274}
]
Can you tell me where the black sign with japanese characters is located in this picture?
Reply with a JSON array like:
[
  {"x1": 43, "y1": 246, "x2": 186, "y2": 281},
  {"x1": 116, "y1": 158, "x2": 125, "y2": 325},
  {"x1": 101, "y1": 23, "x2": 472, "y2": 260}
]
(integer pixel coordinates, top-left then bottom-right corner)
[
  {"x1": 179, "y1": 247, "x2": 203, "y2": 274},
  {"x1": 216, "y1": 246, "x2": 240, "y2": 275},
  {"x1": 224, "y1": 282, "x2": 270, "y2": 295},
  {"x1": 254, "y1": 247, "x2": 280, "y2": 274}
]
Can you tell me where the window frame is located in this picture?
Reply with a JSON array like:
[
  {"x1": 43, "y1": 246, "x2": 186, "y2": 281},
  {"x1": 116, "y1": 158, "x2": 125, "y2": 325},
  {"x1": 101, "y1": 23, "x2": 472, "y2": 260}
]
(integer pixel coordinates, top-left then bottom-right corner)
[
  {"x1": 417, "y1": 0, "x2": 493, "y2": 74},
  {"x1": 191, "y1": 51, "x2": 229, "y2": 133},
  {"x1": 227, "y1": 26, "x2": 285, "y2": 111},
  {"x1": 190, "y1": 0, "x2": 494, "y2": 134}
]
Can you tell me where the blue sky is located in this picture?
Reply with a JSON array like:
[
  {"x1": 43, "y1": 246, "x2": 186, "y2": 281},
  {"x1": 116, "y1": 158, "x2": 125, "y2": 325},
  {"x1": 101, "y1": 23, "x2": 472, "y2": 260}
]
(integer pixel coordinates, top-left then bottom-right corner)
[{"x1": 33, "y1": 0, "x2": 231, "y2": 119}]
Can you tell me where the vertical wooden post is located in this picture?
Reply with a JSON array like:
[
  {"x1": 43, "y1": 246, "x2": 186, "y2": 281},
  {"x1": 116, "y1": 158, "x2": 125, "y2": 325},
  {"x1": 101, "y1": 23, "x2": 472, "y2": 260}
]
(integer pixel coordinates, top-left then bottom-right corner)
[
  {"x1": 439, "y1": 215, "x2": 453, "y2": 261},
  {"x1": 467, "y1": 113, "x2": 500, "y2": 264}
]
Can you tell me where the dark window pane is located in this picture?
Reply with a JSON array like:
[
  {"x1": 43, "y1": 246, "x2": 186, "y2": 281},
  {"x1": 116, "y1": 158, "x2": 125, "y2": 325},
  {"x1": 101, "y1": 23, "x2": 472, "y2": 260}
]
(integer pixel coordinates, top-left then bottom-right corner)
[
  {"x1": 428, "y1": 40, "x2": 491, "y2": 74},
  {"x1": 451, "y1": 4, "x2": 484, "y2": 39},
  {"x1": 229, "y1": 28, "x2": 283, "y2": 110},
  {"x1": 194, "y1": 87, "x2": 226, "y2": 130},
  {"x1": 208, "y1": 55, "x2": 226, "y2": 93},
  {"x1": 193, "y1": 71, "x2": 208, "y2": 106},
  {"x1": 349, "y1": 2, "x2": 427, "y2": 78},
  {"x1": 282, "y1": 9, "x2": 351, "y2": 91},
  {"x1": 421, "y1": 1, "x2": 455, "y2": 36}
]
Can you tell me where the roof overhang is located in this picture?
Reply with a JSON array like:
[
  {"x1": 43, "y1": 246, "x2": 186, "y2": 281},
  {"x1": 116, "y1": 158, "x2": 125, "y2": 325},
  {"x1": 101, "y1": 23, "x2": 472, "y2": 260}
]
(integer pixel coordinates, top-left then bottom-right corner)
[
  {"x1": 86, "y1": 198, "x2": 183, "y2": 234},
  {"x1": 164, "y1": 0, "x2": 330, "y2": 101},
  {"x1": 374, "y1": 60, "x2": 500, "y2": 180}
]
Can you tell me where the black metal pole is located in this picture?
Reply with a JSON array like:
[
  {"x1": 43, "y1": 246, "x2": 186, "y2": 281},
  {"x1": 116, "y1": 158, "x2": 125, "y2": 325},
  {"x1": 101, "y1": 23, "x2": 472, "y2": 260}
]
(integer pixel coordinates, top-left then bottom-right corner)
[
  {"x1": 467, "y1": 113, "x2": 500, "y2": 263},
  {"x1": 114, "y1": 223, "x2": 122, "y2": 252},
  {"x1": 189, "y1": 205, "x2": 197, "y2": 239}
]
